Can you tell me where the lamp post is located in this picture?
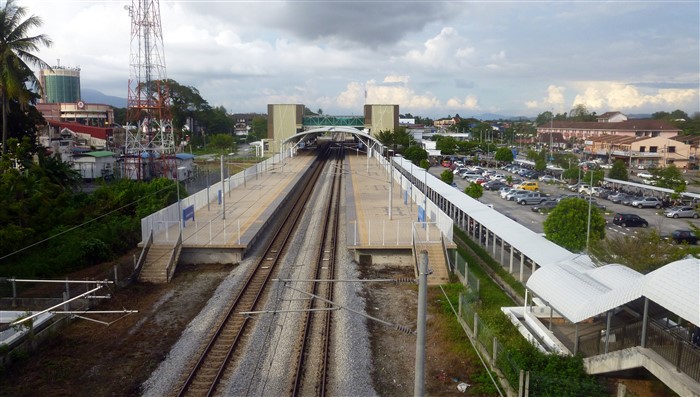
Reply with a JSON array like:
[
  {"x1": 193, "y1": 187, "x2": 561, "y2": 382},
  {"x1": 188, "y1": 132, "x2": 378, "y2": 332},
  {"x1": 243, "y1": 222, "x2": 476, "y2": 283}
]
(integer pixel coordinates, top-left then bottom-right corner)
[{"x1": 586, "y1": 169, "x2": 593, "y2": 252}]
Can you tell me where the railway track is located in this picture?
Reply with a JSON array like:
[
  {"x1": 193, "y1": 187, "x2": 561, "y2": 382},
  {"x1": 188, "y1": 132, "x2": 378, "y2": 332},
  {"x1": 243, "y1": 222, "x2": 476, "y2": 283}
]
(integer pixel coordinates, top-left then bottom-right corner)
[
  {"x1": 290, "y1": 147, "x2": 344, "y2": 396},
  {"x1": 175, "y1": 146, "x2": 333, "y2": 397}
]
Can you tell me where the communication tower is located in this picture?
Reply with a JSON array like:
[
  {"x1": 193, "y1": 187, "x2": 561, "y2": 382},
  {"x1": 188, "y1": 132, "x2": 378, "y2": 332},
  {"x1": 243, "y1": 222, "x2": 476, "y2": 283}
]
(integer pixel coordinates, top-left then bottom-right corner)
[{"x1": 123, "y1": 0, "x2": 175, "y2": 180}]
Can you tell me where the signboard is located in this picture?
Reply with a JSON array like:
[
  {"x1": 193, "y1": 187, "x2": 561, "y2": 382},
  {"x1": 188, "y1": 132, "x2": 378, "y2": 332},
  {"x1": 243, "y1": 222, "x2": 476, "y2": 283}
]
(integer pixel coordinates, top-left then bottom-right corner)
[{"x1": 182, "y1": 205, "x2": 195, "y2": 227}]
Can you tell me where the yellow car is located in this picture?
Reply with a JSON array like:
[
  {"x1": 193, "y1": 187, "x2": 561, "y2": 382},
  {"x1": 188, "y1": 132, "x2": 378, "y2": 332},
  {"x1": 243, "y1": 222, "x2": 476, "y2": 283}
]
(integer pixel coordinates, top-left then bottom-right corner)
[{"x1": 515, "y1": 181, "x2": 539, "y2": 191}]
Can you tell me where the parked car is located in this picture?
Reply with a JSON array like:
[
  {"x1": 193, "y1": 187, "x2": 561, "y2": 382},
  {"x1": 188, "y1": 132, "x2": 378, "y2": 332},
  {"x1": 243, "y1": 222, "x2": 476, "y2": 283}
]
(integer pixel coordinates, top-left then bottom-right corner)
[
  {"x1": 554, "y1": 193, "x2": 581, "y2": 202},
  {"x1": 665, "y1": 206, "x2": 699, "y2": 219},
  {"x1": 622, "y1": 195, "x2": 644, "y2": 206},
  {"x1": 483, "y1": 180, "x2": 508, "y2": 191},
  {"x1": 462, "y1": 173, "x2": 482, "y2": 180},
  {"x1": 531, "y1": 200, "x2": 558, "y2": 213},
  {"x1": 514, "y1": 191, "x2": 548, "y2": 205},
  {"x1": 539, "y1": 175, "x2": 559, "y2": 183},
  {"x1": 514, "y1": 181, "x2": 539, "y2": 191},
  {"x1": 612, "y1": 213, "x2": 649, "y2": 228},
  {"x1": 597, "y1": 189, "x2": 614, "y2": 199},
  {"x1": 580, "y1": 186, "x2": 602, "y2": 196},
  {"x1": 568, "y1": 183, "x2": 581, "y2": 192},
  {"x1": 505, "y1": 189, "x2": 527, "y2": 201},
  {"x1": 630, "y1": 197, "x2": 662, "y2": 209},
  {"x1": 663, "y1": 229, "x2": 699, "y2": 245},
  {"x1": 609, "y1": 193, "x2": 630, "y2": 204},
  {"x1": 583, "y1": 197, "x2": 607, "y2": 211}
]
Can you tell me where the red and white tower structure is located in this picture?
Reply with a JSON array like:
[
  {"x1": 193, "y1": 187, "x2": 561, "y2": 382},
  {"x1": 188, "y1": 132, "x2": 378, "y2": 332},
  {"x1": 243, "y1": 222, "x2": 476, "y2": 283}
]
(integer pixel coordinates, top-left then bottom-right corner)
[{"x1": 124, "y1": 0, "x2": 175, "y2": 180}]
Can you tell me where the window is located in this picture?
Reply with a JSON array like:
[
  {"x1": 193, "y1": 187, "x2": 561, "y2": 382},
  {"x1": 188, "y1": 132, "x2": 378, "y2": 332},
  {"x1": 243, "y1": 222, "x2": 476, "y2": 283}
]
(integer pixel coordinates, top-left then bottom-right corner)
[
  {"x1": 668, "y1": 146, "x2": 676, "y2": 153},
  {"x1": 650, "y1": 146, "x2": 658, "y2": 153},
  {"x1": 639, "y1": 146, "x2": 646, "y2": 152}
]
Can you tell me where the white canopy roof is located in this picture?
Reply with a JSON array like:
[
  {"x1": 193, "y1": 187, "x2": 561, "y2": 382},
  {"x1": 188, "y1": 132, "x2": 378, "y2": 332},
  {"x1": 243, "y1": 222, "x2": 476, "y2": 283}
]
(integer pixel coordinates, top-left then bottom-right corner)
[{"x1": 527, "y1": 258, "x2": 700, "y2": 326}]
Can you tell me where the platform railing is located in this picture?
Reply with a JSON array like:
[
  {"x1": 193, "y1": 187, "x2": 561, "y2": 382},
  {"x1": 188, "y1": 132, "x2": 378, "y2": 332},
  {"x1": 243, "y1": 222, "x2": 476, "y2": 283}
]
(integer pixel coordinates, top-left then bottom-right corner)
[
  {"x1": 347, "y1": 220, "x2": 414, "y2": 246},
  {"x1": 577, "y1": 318, "x2": 700, "y2": 383},
  {"x1": 150, "y1": 217, "x2": 243, "y2": 246}
]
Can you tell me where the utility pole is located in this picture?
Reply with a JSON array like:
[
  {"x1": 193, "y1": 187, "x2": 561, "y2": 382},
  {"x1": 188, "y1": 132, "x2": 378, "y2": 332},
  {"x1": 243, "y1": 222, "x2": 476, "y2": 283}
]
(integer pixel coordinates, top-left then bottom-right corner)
[{"x1": 414, "y1": 251, "x2": 428, "y2": 397}]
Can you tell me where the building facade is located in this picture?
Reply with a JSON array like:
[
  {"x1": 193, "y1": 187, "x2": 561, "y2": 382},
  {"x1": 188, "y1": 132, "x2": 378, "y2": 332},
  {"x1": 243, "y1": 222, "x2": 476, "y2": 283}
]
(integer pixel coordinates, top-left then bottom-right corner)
[
  {"x1": 537, "y1": 119, "x2": 681, "y2": 141},
  {"x1": 583, "y1": 135, "x2": 697, "y2": 170},
  {"x1": 39, "y1": 66, "x2": 81, "y2": 104}
]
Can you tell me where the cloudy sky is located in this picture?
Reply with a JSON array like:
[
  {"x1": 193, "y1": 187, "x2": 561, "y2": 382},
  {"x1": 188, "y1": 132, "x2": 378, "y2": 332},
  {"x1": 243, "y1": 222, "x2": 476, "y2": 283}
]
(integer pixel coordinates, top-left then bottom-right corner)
[{"x1": 23, "y1": 0, "x2": 700, "y2": 119}]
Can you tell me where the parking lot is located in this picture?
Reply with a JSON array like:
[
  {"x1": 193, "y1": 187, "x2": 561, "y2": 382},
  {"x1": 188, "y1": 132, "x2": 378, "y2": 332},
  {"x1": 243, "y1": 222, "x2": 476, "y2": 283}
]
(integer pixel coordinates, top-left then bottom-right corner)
[{"x1": 432, "y1": 165, "x2": 699, "y2": 239}]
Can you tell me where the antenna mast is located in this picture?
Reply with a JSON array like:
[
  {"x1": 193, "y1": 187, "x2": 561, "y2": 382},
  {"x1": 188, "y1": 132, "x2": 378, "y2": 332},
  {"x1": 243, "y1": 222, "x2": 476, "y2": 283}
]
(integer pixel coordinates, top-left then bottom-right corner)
[{"x1": 124, "y1": 0, "x2": 175, "y2": 180}]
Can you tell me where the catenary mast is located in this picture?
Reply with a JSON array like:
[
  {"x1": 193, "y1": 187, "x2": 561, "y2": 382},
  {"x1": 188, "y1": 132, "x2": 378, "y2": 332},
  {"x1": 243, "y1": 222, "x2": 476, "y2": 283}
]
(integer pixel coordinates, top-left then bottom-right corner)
[{"x1": 123, "y1": 0, "x2": 174, "y2": 180}]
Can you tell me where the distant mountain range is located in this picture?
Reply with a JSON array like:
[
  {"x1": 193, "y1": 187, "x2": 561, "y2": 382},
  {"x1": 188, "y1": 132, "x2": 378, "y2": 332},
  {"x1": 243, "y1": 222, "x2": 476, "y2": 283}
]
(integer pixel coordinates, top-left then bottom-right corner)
[{"x1": 82, "y1": 88, "x2": 127, "y2": 108}]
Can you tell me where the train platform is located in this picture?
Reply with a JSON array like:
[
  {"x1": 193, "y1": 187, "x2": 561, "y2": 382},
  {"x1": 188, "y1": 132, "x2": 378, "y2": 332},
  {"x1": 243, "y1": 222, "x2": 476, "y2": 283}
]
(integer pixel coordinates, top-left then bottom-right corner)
[
  {"x1": 143, "y1": 151, "x2": 451, "y2": 284},
  {"x1": 146, "y1": 154, "x2": 315, "y2": 263},
  {"x1": 344, "y1": 154, "x2": 451, "y2": 284}
]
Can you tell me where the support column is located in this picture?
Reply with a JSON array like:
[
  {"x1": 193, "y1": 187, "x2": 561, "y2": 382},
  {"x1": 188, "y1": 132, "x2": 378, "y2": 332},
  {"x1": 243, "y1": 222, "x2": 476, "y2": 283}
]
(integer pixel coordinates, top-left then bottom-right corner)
[
  {"x1": 519, "y1": 253, "x2": 525, "y2": 282},
  {"x1": 509, "y1": 247, "x2": 514, "y2": 274},
  {"x1": 414, "y1": 251, "x2": 428, "y2": 397},
  {"x1": 604, "y1": 310, "x2": 612, "y2": 354},
  {"x1": 641, "y1": 298, "x2": 649, "y2": 348}
]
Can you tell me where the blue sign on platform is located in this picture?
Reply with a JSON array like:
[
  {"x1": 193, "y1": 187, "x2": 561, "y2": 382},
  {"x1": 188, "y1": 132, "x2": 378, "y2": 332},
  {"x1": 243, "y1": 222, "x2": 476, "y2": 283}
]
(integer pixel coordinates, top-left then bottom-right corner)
[
  {"x1": 418, "y1": 206, "x2": 425, "y2": 222},
  {"x1": 182, "y1": 205, "x2": 195, "y2": 227}
]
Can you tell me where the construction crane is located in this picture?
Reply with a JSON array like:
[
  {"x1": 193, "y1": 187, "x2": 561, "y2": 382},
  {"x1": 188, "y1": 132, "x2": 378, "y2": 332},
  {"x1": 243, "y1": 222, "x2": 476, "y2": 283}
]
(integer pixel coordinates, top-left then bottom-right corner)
[{"x1": 123, "y1": 0, "x2": 175, "y2": 180}]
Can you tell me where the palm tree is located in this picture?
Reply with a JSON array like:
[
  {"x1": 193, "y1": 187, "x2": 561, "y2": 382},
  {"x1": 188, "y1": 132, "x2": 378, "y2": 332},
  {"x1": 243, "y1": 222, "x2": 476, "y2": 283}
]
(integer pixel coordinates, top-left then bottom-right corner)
[{"x1": 0, "y1": 0, "x2": 52, "y2": 154}]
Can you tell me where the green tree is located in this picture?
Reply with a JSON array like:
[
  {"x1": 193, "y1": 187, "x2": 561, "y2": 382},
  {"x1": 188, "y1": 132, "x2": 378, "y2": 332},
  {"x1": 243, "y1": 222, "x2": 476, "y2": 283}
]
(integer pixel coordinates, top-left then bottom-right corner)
[
  {"x1": 608, "y1": 160, "x2": 628, "y2": 181},
  {"x1": 652, "y1": 165, "x2": 686, "y2": 192},
  {"x1": 582, "y1": 169, "x2": 605, "y2": 186},
  {"x1": 543, "y1": 198, "x2": 606, "y2": 252},
  {"x1": 535, "y1": 111, "x2": 554, "y2": 127},
  {"x1": 374, "y1": 129, "x2": 394, "y2": 147},
  {"x1": 419, "y1": 159, "x2": 430, "y2": 169},
  {"x1": 403, "y1": 145, "x2": 428, "y2": 165},
  {"x1": 494, "y1": 147, "x2": 514, "y2": 165},
  {"x1": 167, "y1": 79, "x2": 209, "y2": 132},
  {"x1": 463, "y1": 182, "x2": 483, "y2": 199},
  {"x1": 435, "y1": 135, "x2": 457, "y2": 155},
  {"x1": 0, "y1": 0, "x2": 52, "y2": 154},
  {"x1": 250, "y1": 115, "x2": 268, "y2": 142},
  {"x1": 440, "y1": 169, "x2": 454, "y2": 184},
  {"x1": 568, "y1": 104, "x2": 596, "y2": 121},
  {"x1": 208, "y1": 133, "x2": 236, "y2": 154},
  {"x1": 562, "y1": 166, "x2": 581, "y2": 182}
]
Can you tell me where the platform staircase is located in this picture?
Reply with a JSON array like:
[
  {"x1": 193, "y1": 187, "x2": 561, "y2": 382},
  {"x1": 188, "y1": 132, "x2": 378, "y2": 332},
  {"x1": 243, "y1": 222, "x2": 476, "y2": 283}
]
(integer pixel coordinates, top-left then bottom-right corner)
[
  {"x1": 138, "y1": 233, "x2": 182, "y2": 284},
  {"x1": 414, "y1": 240, "x2": 450, "y2": 285}
]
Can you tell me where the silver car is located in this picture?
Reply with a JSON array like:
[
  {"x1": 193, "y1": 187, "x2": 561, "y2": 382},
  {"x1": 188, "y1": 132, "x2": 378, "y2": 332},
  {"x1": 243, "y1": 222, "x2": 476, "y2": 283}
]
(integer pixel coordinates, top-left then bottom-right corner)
[{"x1": 665, "y1": 206, "x2": 699, "y2": 219}]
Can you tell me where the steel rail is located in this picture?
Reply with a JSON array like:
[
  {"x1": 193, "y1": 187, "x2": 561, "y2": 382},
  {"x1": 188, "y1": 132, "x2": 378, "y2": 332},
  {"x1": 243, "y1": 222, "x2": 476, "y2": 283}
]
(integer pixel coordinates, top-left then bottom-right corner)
[{"x1": 176, "y1": 148, "x2": 332, "y2": 397}]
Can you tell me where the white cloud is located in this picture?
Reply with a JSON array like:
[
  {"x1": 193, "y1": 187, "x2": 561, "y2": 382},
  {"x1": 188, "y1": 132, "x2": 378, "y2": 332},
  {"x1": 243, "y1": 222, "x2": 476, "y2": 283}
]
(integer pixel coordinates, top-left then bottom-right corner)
[
  {"x1": 525, "y1": 85, "x2": 566, "y2": 111},
  {"x1": 446, "y1": 96, "x2": 480, "y2": 110},
  {"x1": 403, "y1": 27, "x2": 475, "y2": 68},
  {"x1": 571, "y1": 82, "x2": 699, "y2": 111}
]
